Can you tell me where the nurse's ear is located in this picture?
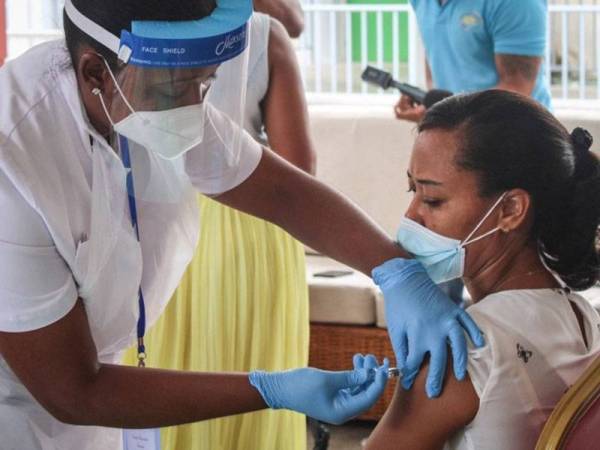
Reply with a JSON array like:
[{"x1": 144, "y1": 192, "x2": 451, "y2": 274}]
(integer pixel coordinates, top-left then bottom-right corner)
[
  {"x1": 497, "y1": 189, "x2": 532, "y2": 234},
  {"x1": 77, "y1": 51, "x2": 113, "y2": 94},
  {"x1": 76, "y1": 50, "x2": 115, "y2": 137}
]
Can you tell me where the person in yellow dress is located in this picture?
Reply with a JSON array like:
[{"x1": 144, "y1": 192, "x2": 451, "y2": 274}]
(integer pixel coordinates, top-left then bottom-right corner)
[{"x1": 124, "y1": 12, "x2": 316, "y2": 450}]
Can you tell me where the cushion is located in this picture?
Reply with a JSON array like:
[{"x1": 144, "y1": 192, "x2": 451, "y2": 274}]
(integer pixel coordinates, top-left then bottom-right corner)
[
  {"x1": 375, "y1": 290, "x2": 388, "y2": 329},
  {"x1": 307, "y1": 254, "x2": 378, "y2": 325}
]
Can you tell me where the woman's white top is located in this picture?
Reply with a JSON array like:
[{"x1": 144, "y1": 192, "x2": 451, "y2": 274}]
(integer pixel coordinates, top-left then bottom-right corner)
[
  {"x1": 446, "y1": 289, "x2": 600, "y2": 450},
  {"x1": 213, "y1": 11, "x2": 271, "y2": 146},
  {"x1": 0, "y1": 37, "x2": 263, "y2": 449}
]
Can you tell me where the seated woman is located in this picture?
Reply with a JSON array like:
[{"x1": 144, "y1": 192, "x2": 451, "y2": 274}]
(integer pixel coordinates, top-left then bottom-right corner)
[{"x1": 366, "y1": 90, "x2": 600, "y2": 450}]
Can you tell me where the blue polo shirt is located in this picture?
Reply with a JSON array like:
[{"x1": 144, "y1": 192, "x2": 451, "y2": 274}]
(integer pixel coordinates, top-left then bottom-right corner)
[{"x1": 410, "y1": 0, "x2": 551, "y2": 109}]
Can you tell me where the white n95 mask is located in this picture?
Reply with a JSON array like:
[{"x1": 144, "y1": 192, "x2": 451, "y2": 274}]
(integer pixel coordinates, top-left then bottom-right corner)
[
  {"x1": 114, "y1": 104, "x2": 207, "y2": 160},
  {"x1": 397, "y1": 192, "x2": 507, "y2": 284},
  {"x1": 93, "y1": 59, "x2": 209, "y2": 161}
]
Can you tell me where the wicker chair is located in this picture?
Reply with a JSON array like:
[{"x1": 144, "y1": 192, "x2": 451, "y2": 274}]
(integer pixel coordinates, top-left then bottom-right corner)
[
  {"x1": 309, "y1": 323, "x2": 398, "y2": 420},
  {"x1": 536, "y1": 356, "x2": 600, "y2": 449}
]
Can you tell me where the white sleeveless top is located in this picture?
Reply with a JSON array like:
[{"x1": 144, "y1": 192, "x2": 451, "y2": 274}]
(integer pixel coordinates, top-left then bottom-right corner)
[
  {"x1": 211, "y1": 12, "x2": 271, "y2": 146},
  {"x1": 244, "y1": 12, "x2": 271, "y2": 145},
  {"x1": 446, "y1": 289, "x2": 600, "y2": 450}
]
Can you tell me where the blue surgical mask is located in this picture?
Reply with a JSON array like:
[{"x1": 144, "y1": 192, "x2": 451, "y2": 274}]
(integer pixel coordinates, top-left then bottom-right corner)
[{"x1": 396, "y1": 193, "x2": 507, "y2": 284}]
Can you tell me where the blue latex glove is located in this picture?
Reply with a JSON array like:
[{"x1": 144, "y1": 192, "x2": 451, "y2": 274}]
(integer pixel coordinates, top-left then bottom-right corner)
[
  {"x1": 372, "y1": 258, "x2": 484, "y2": 398},
  {"x1": 249, "y1": 357, "x2": 389, "y2": 425},
  {"x1": 350, "y1": 354, "x2": 389, "y2": 394}
]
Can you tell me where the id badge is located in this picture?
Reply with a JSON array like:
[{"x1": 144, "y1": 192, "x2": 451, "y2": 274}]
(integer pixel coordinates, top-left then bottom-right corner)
[{"x1": 123, "y1": 429, "x2": 161, "y2": 450}]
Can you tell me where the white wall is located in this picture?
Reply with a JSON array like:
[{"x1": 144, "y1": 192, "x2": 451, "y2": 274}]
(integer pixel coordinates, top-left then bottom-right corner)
[
  {"x1": 308, "y1": 103, "x2": 600, "y2": 236},
  {"x1": 5, "y1": 0, "x2": 63, "y2": 59}
]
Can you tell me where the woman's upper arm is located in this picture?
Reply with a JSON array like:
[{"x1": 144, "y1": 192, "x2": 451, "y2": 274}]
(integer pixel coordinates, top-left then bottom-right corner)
[
  {"x1": 366, "y1": 359, "x2": 479, "y2": 450},
  {"x1": 0, "y1": 301, "x2": 100, "y2": 423},
  {"x1": 0, "y1": 170, "x2": 97, "y2": 422},
  {"x1": 262, "y1": 18, "x2": 316, "y2": 175},
  {"x1": 254, "y1": 0, "x2": 305, "y2": 38}
]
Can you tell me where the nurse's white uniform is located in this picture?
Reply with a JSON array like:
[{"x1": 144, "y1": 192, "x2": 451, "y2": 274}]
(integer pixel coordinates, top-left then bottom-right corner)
[{"x1": 0, "y1": 40, "x2": 262, "y2": 450}]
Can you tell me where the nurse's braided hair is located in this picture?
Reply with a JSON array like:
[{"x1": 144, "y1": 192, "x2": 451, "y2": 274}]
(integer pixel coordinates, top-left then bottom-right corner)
[
  {"x1": 419, "y1": 90, "x2": 600, "y2": 291},
  {"x1": 63, "y1": 0, "x2": 217, "y2": 71}
]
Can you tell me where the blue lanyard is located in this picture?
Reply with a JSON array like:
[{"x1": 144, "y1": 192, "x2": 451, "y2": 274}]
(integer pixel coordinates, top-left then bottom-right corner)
[{"x1": 119, "y1": 136, "x2": 148, "y2": 368}]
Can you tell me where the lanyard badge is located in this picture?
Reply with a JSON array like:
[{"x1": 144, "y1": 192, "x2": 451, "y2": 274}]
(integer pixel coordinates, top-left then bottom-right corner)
[
  {"x1": 123, "y1": 429, "x2": 161, "y2": 450},
  {"x1": 120, "y1": 136, "x2": 148, "y2": 368},
  {"x1": 120, "y1": 137, "x2": 162, "y2": 450}
]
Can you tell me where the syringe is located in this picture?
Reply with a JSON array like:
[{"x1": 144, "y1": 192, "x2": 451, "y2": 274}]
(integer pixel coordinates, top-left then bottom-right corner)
[
  {"x1": 366, "y1": 367, "x2": 402, "y2": 381},
  {"x1": 351, "y1": 367, "x2": 401, "y2": 394},
  {"x1": 387, "y1": 367, "x2": 401, "y2": 379}
]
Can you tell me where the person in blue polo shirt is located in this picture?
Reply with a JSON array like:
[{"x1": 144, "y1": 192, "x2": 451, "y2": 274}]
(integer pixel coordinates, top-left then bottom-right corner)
[{"x1": 395, "y1": 0, "x2": 551, "y2": 122}]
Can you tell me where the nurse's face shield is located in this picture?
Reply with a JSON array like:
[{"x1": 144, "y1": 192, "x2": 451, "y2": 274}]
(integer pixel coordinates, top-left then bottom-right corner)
[
  {"x1": 110, "y1": 65, "x2": 217, "y2": 117},
  {"x1": 65, "y1": 0, "x2": 253, "y2": 202}
]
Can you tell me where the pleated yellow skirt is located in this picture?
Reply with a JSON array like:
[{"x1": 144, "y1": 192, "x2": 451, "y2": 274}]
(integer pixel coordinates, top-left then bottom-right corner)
[{"x1": 123, "y1": 195, "x2": 309, "y2": 450}]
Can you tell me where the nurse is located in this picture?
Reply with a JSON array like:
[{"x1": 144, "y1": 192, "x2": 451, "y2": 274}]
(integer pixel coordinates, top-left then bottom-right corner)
[{"x1": 0, "y1": 0, "x2": 482, "y2": 449}]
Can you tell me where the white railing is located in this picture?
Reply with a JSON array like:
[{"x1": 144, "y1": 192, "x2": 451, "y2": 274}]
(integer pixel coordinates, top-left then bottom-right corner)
[
  {"x1": 299, "y1": 2, "x2": 600, "y2": 107},
  {"x1": 547, "y1": 4, "x2": 600, "y2": 106},
  {"x1": 298, "y1": 3, "x2": 421, "y2": 99},
  {"x1": 5, "y1": 0, "x2": 63, "y2": 59},
  {"x1": 5, "y1": 1, "x2": 600, "y2": 107}
]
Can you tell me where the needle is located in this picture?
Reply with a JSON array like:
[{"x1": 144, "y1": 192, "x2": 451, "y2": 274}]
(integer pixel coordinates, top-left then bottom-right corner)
[
  {"x1": 366, "y1": 367, "x2": 402, "y2": 381},
  {"x1": 387, "y1": 367, "x2": 401, "y2": 378}
]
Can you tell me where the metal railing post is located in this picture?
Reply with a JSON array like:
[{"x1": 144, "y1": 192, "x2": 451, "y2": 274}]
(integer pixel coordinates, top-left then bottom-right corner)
[
  {"x1": 408, "y1": 8, "x2": 418, "y2": 86},
  {"x1": 0, "y1": 0, "x2": 6, "y2": 66}
]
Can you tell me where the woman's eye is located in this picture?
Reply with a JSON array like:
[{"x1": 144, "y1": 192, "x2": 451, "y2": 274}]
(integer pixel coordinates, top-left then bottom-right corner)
[
  {"x1": 150, "y1": 82, "x2": 194, "y2": 99},
  {"x1": 147, "y1": 88, "x2": 179, "y2": 100},
  {"x1": 423, "y1": 198, "x2": 442, "y2": 208}
]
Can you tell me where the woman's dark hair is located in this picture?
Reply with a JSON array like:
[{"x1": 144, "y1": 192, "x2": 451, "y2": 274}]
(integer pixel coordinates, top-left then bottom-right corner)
[
  {"x1": 63, "y1": 0, "x2": 216, "y2": 70},
  {"x1": 419, "y1": 90, "x2": 600, "y2": 291}
]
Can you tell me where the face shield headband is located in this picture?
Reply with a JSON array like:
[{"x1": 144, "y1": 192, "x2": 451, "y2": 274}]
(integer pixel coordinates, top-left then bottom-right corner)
[{"x1": 64, "y1": 0, "x2": 253, "y2": 69}]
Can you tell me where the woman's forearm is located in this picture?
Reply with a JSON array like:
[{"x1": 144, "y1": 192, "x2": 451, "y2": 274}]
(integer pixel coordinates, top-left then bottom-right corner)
[
  {"x1": 275, "y1": 171, "x2": 406, "y2": 274},
  {"x1": 0, "y1": 302, "x2": 266, "y2": 429},
  {"x1": 66, "y1": 366, "x2": 266, "y2": 428},
  {"x1": 216, "y1": 149, "x2": 408, "y2": 275}
]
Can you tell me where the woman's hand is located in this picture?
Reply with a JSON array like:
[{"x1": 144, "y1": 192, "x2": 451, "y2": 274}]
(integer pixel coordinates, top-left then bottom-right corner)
[
  {"x1": 373, "y1": 259, "x2": 484, "y2": 398},
  {"x1": 249, "y1": 356, "x2": 389, "y2": 425}
]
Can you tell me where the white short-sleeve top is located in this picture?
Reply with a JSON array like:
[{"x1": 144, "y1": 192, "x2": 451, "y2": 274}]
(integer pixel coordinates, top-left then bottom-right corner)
[
  {"x1": 446, "y1": 289, "x2": 600, "y2": 450},
  {"x1": 0, "y1": 39, "x2": 262, "y2": 449}
]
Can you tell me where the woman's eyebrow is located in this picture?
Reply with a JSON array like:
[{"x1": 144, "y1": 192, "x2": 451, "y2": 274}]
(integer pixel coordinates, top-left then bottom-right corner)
[{"x1": 406, "y1": 170, "x2": 443, "y2": 186}]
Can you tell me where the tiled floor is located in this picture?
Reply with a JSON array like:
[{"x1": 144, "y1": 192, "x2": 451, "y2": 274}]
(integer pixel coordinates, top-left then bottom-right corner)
[{"x1": 306, "y1": 421, "x2": 375, "y2": 450}]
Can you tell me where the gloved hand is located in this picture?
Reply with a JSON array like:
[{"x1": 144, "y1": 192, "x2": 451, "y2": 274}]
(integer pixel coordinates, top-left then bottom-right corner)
[
  {"x1": 249, "y1": 357, "x2": 389, "y2": 425},
  {"x1": 372, "y1": 258, "x2": 484, "y2": 398},
  {"x1": 350, "y1": 354, "x2": 389, "y2": 394}
]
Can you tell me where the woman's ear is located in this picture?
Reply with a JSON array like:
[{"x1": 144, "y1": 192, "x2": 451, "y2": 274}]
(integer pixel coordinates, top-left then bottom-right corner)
[
  {"x1": 78, "y1": 51, "x2": 112, "y2": 94},
  {"x1": 75, "y1": 50, "x2": 115, "y2": 137},
  {"x1": 498, "y1": 189, "x2": 531, "y2": 233}
]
